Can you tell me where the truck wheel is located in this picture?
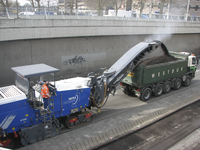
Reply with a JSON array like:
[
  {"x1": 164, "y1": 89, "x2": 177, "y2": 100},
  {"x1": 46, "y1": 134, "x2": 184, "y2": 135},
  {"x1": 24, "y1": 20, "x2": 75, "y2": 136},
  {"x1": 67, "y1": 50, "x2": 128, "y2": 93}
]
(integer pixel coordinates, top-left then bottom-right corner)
[
  {"x1": 154, "y1": 84, "x2": 163, "y2": 97},
  {"x1": 183, "y1": 75, "x2": 191, "y2": 87},
  {"x1": 173, "y1": 78, "x2": 182, "y2": 90},
  {"x1": 163, "y1": 81, "x2": 171, "y2": 94},
  {"x1": 141, "y1": 87, "x2": 152, "y2": 101}
]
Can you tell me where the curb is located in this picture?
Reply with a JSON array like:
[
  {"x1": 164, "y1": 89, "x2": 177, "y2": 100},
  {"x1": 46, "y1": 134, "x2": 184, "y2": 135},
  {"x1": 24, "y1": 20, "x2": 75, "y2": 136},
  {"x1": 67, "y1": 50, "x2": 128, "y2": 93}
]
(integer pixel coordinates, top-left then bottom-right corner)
[{"x1": 65, "y1": 93, "x2": 200, "y2": 150}]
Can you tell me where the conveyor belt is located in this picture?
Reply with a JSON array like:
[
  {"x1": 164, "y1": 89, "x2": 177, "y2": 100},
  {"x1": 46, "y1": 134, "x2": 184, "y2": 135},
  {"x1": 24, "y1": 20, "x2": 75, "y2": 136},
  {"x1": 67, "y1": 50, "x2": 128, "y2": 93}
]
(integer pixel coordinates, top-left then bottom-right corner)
[
  {"x1": 105, "y1": 41, "x2": 169, "y2": 88},
  {"x1": 90, "y1": 41, "x2": 169, "y2": 107}
]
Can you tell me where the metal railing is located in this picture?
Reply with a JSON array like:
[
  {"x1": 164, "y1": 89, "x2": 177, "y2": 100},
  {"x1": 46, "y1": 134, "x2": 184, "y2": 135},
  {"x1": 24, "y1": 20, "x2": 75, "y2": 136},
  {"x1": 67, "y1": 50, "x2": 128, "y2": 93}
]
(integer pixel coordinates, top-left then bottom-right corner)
[{"x1": 0, "y1": 6, "x2": 199, "y2": 23}]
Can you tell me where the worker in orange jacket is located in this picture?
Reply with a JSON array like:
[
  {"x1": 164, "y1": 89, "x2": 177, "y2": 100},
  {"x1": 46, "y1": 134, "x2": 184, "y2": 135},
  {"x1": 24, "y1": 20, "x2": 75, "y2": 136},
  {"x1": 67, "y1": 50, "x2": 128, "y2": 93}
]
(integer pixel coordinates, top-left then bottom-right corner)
[
  {"x1": 41, "y1": 82, "x2": 51, "y2": 99},
  {"x1": 41, "y1": 82, "x2": 51, "y2": 109}
]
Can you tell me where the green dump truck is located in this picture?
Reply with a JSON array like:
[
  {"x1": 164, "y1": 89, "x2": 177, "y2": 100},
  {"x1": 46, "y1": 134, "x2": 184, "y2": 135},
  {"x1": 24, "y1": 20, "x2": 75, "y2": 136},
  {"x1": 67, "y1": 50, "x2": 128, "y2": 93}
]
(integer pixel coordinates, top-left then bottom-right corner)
[{"x1": 120, "y1": 51, "x2": 199, "y2": 101}]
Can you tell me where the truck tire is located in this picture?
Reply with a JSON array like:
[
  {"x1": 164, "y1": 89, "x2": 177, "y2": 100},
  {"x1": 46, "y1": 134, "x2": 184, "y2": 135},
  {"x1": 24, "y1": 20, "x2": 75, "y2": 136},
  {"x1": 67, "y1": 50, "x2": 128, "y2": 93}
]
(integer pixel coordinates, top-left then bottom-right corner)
[
  {"x1": 183, "y1": 75, "x2": 191, "y2": 87},
  {"x1": 154, "y1": 84, "x2": 163, "y2": 97},
  {"x1": 173, "y1": 78, "x2": 182, "y2": 90},
  {"x1": 141, "y1": 87, "x2": 152, "y2": 101},
  {"x1": 163, "y1": 81, "x2": 171, "y2": 94}
]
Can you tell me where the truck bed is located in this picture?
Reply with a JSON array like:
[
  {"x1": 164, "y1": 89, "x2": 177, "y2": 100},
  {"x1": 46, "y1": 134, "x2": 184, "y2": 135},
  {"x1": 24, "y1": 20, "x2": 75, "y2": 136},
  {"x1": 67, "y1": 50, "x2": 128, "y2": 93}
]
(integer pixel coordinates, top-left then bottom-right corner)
[
  {"x1": 123, "y1": 55, "x2": 187, "y2": 88},
  {"x1": 141, "y1": 55, "x2": 177, "y2": 66},
  {"x1": 142, "y1": 59, "x2": 187, "y2": 86}
]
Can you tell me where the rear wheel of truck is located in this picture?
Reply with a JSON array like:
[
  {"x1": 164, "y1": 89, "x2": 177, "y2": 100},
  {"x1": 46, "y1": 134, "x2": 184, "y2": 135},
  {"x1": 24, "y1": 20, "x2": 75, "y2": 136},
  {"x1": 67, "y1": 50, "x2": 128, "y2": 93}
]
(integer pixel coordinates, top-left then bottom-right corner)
[
  {"x1": 173, "y1": 78, "x2": 182, "y2": 90},
  {"x1": 163, "y1": 81, "x2": 171, "y2": 94},
  {"x1": 154, "y1": 84, "x2": 163, "y2": 97},
  {"x1": 183, "y1": 75, "x2": 191, "y2": 87},
  {"x1": 141, "y1": 87, "x2": 152, "y2": 101}
]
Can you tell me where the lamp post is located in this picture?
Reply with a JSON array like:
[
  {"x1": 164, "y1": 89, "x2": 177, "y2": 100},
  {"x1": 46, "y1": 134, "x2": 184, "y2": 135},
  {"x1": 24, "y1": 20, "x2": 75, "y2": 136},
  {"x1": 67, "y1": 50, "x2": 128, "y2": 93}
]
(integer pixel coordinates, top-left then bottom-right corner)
[
  {"x1": 185, "y1": 0, "x2": 190, "y2": 21},
  {"x1": 167, "y1": 0, "x2": 170, "y2": 20},
  {"x1": 149, "y1": 0, "x2": 152, "y2": 18},
  {"x1": 16, "y1": 0, "x2": 19, "y2": 18}
]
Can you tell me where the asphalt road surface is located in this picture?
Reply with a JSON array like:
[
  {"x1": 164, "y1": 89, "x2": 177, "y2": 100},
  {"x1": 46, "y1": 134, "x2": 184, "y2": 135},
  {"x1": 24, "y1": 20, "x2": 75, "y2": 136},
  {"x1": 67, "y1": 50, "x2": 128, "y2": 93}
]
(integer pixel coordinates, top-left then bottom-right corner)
[{"x1": 94, "y1": 99, "x2": 200, "y2": 150}]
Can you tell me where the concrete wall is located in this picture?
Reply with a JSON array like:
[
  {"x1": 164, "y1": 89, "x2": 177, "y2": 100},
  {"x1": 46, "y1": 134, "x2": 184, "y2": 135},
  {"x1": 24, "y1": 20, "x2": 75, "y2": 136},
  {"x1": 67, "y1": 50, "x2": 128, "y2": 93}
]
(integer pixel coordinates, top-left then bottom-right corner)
[
  {"x1": 1, "y1": 34, "x2": 200, "y2": 87},
  {"x1": 1, "y1": 19, "x2": 200, "y2": 42}
]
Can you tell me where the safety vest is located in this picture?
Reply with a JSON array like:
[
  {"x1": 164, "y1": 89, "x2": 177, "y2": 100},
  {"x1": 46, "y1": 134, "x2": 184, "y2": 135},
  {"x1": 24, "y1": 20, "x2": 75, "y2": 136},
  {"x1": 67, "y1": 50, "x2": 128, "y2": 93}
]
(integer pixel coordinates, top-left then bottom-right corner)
[{"x1": 41, "y1": 84, "x2": 51, "y2": 98}]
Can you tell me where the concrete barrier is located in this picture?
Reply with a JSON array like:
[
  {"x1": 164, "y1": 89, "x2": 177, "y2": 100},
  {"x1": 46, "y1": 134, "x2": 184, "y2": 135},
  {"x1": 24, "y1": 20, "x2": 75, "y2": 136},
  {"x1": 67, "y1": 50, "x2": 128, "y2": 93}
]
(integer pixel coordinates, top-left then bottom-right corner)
[{"x1": 1, "y1": 19, "x2": 200, "y2": 41}]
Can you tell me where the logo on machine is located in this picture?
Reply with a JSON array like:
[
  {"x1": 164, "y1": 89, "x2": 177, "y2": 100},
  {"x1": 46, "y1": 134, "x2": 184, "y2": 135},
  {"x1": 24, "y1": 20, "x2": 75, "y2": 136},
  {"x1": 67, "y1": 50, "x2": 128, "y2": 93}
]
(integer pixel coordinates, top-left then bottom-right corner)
[
  {"x1": 68, "y1": 96, "x2": 78, "y2": 101},
  {"x1": 113, "y1": 74, "x2": 124, "y2": 85},
  {"x1": 65, "y1": 93, "x2": 80, "y2": 107}
]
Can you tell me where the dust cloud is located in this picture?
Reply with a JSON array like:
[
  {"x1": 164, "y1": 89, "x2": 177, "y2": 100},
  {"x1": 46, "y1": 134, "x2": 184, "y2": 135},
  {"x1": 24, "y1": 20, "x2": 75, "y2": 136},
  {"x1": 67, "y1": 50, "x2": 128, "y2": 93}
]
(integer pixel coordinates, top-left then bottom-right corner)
[{"x1": 145, "y1": 23, "x2": 175, "y2": 43}]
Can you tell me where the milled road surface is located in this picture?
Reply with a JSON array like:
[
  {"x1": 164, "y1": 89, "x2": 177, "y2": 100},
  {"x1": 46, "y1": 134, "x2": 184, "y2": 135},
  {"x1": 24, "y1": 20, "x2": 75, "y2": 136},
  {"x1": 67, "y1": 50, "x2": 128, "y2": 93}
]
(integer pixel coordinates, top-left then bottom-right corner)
[{"x1": 95, "y1": 100, "x2": 200, "y2": 150}]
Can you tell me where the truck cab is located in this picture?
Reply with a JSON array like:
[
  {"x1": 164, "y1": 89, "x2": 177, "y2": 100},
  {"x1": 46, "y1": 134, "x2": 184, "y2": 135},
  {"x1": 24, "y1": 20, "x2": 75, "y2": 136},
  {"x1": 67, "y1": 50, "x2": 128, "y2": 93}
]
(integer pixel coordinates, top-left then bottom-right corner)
[{"x1": 169, "y1": 51, "x2": 199, "y2": 71}]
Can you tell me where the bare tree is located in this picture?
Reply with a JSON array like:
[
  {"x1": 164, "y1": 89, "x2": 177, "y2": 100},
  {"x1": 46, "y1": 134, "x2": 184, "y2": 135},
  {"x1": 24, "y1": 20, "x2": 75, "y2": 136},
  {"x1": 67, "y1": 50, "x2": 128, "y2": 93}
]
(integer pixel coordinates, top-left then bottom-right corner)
[
  {"x1": 111, "y1": 0, "x2": 127, "y2": 16},
  {"x1": 0, "y1": 0, "x2": 13, "y2": 12},
  {"x1": 29, "y1": 0, "x2": 35, "y2": 9},
  {"x1": 28, "y1": 0, "x2": 41, "y2": 11},
  {"x1": 157, "y1": 0, "x2": 177, "y2": 19},
  {"x1": 35, "y1": 0, "x2": 41, "y2": 11},
  {"x1": 84, "y1": 0, "x2": 106, "y2": 16},
  {"x1": 132, "y1": 0, "x2": 149, "y2": 18},
  {"x1": 75, "y1": 0, "x2": 78, "y2": 9},
  {"x1": 69, "y1": 0, "x2": 74, "y2": 15},
  {"x1": 11, "y1": 0, "x2": 19, "y2": 16},
  {"x1": 47, "y1": 0, "x2": 50, "y2": 11},
  {"x1": 11, "y1": 0, "x2": 19, "y2": 7},
  {"x1": 64, "y1": 0, "x2": 76, "y2": 15},
  {"x1": 158, "y1": 0, "x2": 168, "y2": 19}
]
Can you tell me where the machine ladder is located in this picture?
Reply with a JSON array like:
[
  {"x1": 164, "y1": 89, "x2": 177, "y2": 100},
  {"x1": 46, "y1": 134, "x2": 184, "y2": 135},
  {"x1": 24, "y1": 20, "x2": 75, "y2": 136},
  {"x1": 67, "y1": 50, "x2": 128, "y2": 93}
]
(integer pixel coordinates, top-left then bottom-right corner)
[
  {"x1": 40, "y1": 97, "x2": 55, "y2": 139},
  {"x1": 43, "y1": 113, "x2": 52, "y2": 138}
]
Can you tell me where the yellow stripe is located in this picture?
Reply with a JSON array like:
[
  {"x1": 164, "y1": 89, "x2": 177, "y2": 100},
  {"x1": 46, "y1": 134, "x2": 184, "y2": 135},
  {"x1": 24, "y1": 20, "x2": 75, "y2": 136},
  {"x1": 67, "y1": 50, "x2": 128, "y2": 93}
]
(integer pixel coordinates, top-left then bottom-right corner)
[{"x1": 127, "y1": 72, "x2": 134, "y2": 77}]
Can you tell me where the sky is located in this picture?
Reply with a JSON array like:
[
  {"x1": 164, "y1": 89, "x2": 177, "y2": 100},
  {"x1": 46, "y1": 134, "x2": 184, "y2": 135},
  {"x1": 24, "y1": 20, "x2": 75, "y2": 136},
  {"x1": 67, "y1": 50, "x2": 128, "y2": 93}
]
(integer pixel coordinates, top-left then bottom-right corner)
[
  {"x1": 17, "y1": 0, "x2": 30, "y2": 6},
  {"x1": 16, "y1": 0, "x2": 58, "y2": 6}
]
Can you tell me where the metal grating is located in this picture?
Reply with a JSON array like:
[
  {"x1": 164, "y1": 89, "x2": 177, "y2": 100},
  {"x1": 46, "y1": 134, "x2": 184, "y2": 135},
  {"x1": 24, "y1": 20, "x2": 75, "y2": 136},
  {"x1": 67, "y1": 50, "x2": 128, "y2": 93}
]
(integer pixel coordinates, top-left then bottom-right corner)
[{"x1": 0, "y1": 86, "x2": 23, "y2": 98}]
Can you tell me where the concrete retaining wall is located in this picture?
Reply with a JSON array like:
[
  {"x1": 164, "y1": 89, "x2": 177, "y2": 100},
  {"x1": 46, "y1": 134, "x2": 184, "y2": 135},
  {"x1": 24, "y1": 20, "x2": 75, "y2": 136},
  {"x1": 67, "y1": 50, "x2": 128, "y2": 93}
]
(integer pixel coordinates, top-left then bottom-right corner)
[
  {"x1": 1, "y1": 19, "x2": 200, "y2": 41},
  {"x1": 1, "y1": 34, "x2": 200, "y2": 87}
]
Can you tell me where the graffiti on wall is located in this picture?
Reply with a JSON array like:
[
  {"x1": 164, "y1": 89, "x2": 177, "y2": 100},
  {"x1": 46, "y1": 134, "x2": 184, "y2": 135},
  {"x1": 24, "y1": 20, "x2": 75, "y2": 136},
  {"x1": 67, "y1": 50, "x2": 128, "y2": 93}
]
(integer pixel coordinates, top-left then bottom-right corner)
[
  {"x1": 61, "y1": 52, "x2": 106, "y2": 70},
  {"x1": 64, "y1": 55, "x2": 86, "y2": 65}
]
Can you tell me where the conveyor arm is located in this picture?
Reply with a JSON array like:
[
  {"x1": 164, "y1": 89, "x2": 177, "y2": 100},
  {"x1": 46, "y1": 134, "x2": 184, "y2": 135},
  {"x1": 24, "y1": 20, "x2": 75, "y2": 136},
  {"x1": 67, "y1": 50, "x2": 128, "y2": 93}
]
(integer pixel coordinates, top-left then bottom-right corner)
[{"x1": 89, "y1": 41, "x2": 169, "y2": 108}]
